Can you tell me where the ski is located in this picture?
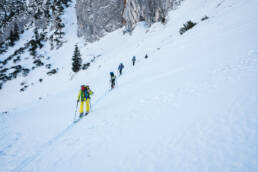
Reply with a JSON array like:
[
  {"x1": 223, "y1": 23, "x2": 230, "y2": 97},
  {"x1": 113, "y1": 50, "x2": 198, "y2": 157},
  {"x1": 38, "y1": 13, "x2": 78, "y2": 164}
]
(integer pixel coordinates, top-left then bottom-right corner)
[
  {"x1": 73, "y1": 113, "x2": 88, "y2": 123},
  {"x1": 74, "y1": 116, "x2": 83, "y2": 123}
]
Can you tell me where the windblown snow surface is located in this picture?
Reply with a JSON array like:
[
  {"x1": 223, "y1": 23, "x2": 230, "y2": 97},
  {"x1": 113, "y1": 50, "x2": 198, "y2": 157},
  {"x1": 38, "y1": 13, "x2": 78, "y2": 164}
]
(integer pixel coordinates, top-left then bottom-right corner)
[{"x1": 0, "y1": 0, "x2": 258, "y2": 171}]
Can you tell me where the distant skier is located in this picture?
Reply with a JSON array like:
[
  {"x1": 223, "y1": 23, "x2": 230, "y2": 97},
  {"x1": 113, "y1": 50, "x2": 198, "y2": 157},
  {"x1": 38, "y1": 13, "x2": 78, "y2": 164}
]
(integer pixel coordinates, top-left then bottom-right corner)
[
  {"x1": 132, "y1": 56, "x2": 136, "y2": 66},
  {"x1": 145, "y1": 54, "x2": 148, "y2": 59},
  {"x1": 77, "y1": 85, "x2": 93, "y2": 117},
  {"x1": 110, "y1": 72, "x2": 116, "y2": 89},
  {"x1": 118, "y1": 63, "x2": 124, "y2": 75}
]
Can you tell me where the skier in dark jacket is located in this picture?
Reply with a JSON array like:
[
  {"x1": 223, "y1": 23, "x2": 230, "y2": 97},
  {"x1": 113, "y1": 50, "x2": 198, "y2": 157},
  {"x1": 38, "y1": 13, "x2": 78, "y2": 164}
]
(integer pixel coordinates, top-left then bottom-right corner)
[
  {"x1": 118, "y1": 63, "x2": 124, "y2": 75},
  {"x1": 132, "y1": 56, "x2": 136, "y2": 66},
  {"x1": 110, "y1": 72, "x2": 116, "y2": 89},
  {"x1": 145, "y1": 54, "x2": 148, "y2": 59}
]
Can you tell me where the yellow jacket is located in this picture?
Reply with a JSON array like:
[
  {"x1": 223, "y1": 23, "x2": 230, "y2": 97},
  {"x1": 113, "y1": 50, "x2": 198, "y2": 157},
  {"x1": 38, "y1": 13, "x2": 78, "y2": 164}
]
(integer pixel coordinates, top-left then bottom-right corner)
[{"x1": 77, "y1": 88, "x2": 93, "y2": 101}]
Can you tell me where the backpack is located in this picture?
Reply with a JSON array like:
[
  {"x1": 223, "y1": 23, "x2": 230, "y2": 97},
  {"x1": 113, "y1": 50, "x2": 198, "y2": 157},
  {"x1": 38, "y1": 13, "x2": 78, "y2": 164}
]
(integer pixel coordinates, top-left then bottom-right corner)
[
  {"x1": 111, "y1": 75, "x2": 116, "y2": 80},
  {"x1": 81, "y1": 85, "x2": 86, "y2": 93},
  {"x1": 118, "y1": 64, "x2": 123, "y2": 71},
  {"x1": 81, "y1": 85, "x2": 92, "y2": 99},
  {"x1": 80, "y1": 85, "x2": 86, "y2": 100},
  {"x1": 84, "y1": 89, "x2": 89, "y2": 99}
]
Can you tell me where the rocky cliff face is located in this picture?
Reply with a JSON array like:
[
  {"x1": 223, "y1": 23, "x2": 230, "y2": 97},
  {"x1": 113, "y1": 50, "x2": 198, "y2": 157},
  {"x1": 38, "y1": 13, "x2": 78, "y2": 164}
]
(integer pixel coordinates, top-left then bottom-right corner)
[
  {"x1": 76, "y1": 0, "x2": 125, "y2": 42},
  {"x1": 76, "y1": 0, "x2": 182, "y2": 42},
  {"x1": 123, "y1": 0, "x2": 182, "y2": 31},
  {"x1": 1, "y1": 0, "x2": 182, "y2": 43}
]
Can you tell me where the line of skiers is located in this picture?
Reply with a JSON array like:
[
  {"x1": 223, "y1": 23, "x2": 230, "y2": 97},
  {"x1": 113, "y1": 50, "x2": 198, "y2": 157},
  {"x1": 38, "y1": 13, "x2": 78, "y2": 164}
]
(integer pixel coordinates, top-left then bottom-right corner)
[
  {"x1": 76, "y1": 55, "x2": 147, "y2": 118},
  {"x1": 109, "y1": 55, "x2": 137, "y2": 90}
]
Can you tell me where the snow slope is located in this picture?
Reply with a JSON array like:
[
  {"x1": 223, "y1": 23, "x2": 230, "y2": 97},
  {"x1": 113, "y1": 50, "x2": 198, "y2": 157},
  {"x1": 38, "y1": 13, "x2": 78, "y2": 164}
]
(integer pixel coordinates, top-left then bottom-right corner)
[{"x1": 1, "y1": 0, "x2": 258, "y2": 171}]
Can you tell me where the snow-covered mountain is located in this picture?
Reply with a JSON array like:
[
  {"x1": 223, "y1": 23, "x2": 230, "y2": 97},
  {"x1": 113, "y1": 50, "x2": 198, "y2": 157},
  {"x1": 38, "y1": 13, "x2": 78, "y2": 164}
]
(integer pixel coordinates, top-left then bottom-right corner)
[{"x1": 0, "y1": 0, "x2": 258, "y2": 171}]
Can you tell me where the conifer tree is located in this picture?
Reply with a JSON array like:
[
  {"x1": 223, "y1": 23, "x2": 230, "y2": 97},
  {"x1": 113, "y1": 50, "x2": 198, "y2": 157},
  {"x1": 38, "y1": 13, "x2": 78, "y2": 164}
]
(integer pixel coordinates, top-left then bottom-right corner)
[
  {"x1": 49, "y1": 35, "x2": 54, "y2": 50},
  {"x1": 34, "y1": 28, "x2": 39, "y2": 40},
  {"x1": 29, "y1": 40, "x2": 37, "y2": 57},
  {"x1": 13, "y1": 22, "x2": 20, "y2": 41},
  {"x1": 44, "y1": 0, "x2": 51, "y2": 19},
  {"x1": 72, "y1": 45, "x2": 82, "y2": 72},
  {"x1": 0, "y1": 42, "x2": 6, "y2": 54},
  {"x1": 55, "y1": 16, "x2": 65, "y2": 39},
  {"x1": 9, "y1": 30, "x2": 15, "y2": 46},
  {"x1": 56, "y1": 0, "x2": 64, "y2": 14},
  {"x1": 45, "y1": 0, "x2": 51, "y2": 7}
]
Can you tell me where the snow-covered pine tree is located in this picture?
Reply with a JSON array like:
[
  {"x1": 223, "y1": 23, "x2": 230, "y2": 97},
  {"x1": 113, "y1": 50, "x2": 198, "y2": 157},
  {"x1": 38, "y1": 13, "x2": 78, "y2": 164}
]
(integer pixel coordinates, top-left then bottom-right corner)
[
  {"x1": 0, "y1": 42, "x2": 7, "y2": 54},
  {"x1": 29, "y1": 39, "x2": 37, "y2": 57},
  {"x1": 179, "y1": 21, "x2": 197, "y2": 35},
  {"x1": 54, "y1": 16, "x2": 65, "y2": 39},
  {"x1": 49, "y1": 35, "x2": 54, "y2": 50},
  {"x1": 62, "y1": 0, "x2": 71, "y2": 8},
  {"x1": 56, "y1": 0, "x2": 64, "y2": 14},
  {"x1": 72, "y1": 44, "x2": 82, "y2": 73},
  {"x1": 8, "y1": 30, "x2": 15, "y2": 46},
  {"x1": 29, "y1": 28, "x2": 39, "y2": 57},
  {"x1": 43, "y1": 0, "x2": 51, "y2": 19},
  {"x1": 13, "y1": 22, "x2": 20, "y2": 41},
  {"x1": 34, "y1": 27, "x2": 39, "y2": 40}
]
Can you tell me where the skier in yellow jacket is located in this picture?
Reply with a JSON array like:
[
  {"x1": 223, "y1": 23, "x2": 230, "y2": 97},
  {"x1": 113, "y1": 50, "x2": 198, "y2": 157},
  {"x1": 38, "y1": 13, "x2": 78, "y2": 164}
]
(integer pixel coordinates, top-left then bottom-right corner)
[{"x1": 77, "y1": 85, "x2": 93, "y2": 117}]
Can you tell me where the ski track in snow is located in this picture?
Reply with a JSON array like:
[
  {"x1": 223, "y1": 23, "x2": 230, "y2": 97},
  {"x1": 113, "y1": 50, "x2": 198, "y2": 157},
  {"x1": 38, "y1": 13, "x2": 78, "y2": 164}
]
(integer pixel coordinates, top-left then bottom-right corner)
[
  {"x1": 8, "y1": 87, "x2": 117, "y2": 172},
  {"x1": 12, "y1": 123, "x2": 75, "y2": 172},
  {"x1": 11, "y1": 51, "x2": 258, "y2": 172}
]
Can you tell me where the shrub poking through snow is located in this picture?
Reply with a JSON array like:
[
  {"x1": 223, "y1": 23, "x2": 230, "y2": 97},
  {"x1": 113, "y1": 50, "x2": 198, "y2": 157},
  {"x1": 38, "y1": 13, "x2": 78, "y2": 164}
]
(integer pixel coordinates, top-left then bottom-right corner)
[
  {"x1": 13, "y1": 56, "x2": 21, "y2": 63},
  {"x1": 45, "y1": 64, "x2": 51, "y2": 69},
  {"x1": 201, "y1": 16, "x2": 209, "y2": 21},
  {"x1": 82, "y1": 63, "x2": 90, "y2": 70},
  {"x1": 20, "y1": 85, "x2": 28, "y2": 92},
  {"x1": 47, "y1": 69, "x2": 58, "y2": 76},
  {"x1": 0, "y1": 42, "x2": 7, "y2": 54},
  {"x1": 179, "y1": 20, "x2": 197, "y2": 35},
  {"x1": 33, "y1": 59, "x2": 44, "y2": 67},
  {"x1": 22, "y1": 68, "x2": 30, "y2": 77}
]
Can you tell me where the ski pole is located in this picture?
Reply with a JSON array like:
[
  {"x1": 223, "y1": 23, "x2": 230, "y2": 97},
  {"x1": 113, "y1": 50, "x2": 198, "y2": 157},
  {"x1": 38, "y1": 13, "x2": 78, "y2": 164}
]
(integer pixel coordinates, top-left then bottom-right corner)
[
  {"x1": 90, "y1": 99, "x2": 92, "y2": 113},
  {"x1": 74, "y1": 101, "x2": 79, "y2": 121}
]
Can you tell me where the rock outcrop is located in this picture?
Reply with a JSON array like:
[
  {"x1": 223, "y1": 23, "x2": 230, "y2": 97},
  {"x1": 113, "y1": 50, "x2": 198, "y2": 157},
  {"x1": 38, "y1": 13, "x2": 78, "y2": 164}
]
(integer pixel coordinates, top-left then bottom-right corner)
[
  {"x1": 76, "y1": 0, "x2": 182, "y2": 42},
  {"x1": 1, "y1": 0, "x2": 183, "y2": 43},
  {"x1": 76, "y1": 0, "x2": 125, "y2": 42},
  {"x1": 123, "y1": 0, "x2": 182, "y2": 31}
]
